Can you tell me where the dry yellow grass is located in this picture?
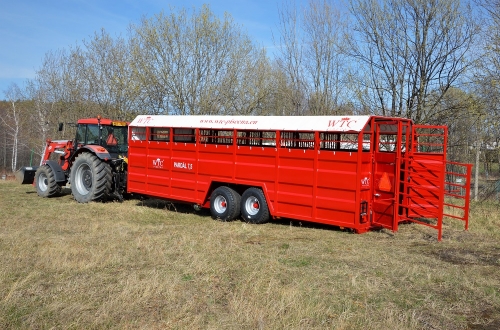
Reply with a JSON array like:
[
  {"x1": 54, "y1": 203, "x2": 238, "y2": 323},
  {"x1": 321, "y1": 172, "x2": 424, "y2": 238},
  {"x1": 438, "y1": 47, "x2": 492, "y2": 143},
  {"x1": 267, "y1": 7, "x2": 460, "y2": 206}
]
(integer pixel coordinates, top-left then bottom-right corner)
[{"x1": 1, "y1": 180, "x2": 499, "y2": 329}]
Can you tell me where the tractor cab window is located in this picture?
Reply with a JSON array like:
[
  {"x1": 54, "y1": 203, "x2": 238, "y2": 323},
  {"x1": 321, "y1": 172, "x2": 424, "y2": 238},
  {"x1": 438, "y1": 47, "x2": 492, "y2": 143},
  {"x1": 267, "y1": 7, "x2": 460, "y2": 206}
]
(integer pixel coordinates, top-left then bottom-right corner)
[
  {"x1": 75, "y1": 124, "x2": 100, "y2": 145},
  {"x1": 87, "y1": 125, "x2": 100, "y2": 144},
  {"x1": 103, "y1": 125, "x2": 128, "y2": 154},
  {"x1": 75, "y1": 125, "x2": 86, "y2": 144},
  {"x1": 102, "y1": 126, "x2": 118, "y2": 146}
]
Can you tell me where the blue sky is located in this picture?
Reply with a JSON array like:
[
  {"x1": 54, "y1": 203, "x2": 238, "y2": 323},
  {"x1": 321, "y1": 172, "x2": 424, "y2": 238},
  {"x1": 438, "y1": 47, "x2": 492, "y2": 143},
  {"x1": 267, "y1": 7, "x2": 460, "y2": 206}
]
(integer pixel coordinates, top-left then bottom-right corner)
[{"x1": 0, "y1": 0, "x2": 285, "y2": 100}]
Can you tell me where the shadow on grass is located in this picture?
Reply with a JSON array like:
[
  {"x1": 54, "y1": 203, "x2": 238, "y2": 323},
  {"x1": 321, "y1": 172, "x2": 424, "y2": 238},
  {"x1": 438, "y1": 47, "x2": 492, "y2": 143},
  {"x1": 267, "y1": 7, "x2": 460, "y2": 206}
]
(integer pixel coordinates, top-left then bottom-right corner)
[
  {"x1": 134, "y1": 197, "x2": 212, "y2": 218},
  {"x1": 25, "y1": 187, "x2": 73, "y2": 196},
  {"x1": 135, "y1": 196, "x2": 361, "y2": 235},
  {"x1": 268, "y1": 217, "x2": 355, "y2": 235}
]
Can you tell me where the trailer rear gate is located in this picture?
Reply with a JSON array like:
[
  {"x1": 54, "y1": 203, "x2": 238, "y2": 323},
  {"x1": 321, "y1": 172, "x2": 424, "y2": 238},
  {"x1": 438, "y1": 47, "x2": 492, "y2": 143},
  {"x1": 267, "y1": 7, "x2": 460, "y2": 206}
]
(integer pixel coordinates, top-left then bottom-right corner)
[{"x1": 127, "y1": 115, "x2": 471, "y2": 240}]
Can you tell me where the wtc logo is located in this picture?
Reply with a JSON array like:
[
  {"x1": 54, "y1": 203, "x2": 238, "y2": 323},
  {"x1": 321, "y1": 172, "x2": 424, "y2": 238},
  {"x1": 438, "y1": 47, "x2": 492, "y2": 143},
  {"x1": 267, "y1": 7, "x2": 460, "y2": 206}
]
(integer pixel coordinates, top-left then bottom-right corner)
[
  {"x1": 138, "y1": 116, "x2": 153, "y2": 124},
  {"x1": 328, "y1": 117, "x2": 358, "y2": 128},
  {"x1": 152, "y1": 158, "x2": 164, "y2": 168},
  {"x1": 361, "y1": 177, "x2": 370, "y2": 187}
]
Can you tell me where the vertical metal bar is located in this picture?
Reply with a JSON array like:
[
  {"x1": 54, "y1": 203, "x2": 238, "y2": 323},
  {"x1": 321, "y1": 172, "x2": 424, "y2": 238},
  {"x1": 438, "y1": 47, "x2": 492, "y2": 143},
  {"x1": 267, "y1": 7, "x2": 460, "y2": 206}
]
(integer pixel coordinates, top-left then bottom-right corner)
[
  {"x1": 437, "y1": 126, "x2": 448, "y2": 241},
  {"x1": 463, "y1": 163, "x2": 472, "y2": 231},
  {"x1": 370, "y1": 119, "x2": 376, "y2": 227},
  {"x1": 312, "y1": 131, "x2": 319, "y2": 221},
  {"x1": 398, "y1": 121, "x2": 410, "y2": 222},
  {"x1": 274, "y1": 130, "x2": 280, "y2": 214},
  {"x1": 355, "y1": 131, "x2": 364, "y2": 229},
  {"x1": 231, "y1": 128, "x2": 236, "y2": 181},
  {"x1": 393, "y1": 120, "x2": 403, "y2": 232}
]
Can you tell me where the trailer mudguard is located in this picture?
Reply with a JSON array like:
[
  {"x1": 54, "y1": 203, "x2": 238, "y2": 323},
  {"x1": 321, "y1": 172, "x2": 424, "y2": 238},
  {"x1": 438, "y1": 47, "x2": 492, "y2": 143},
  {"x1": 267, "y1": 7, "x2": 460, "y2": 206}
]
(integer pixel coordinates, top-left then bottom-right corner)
[{"x1": 43, "y1": 160, "x2": 67, "y2": 183}]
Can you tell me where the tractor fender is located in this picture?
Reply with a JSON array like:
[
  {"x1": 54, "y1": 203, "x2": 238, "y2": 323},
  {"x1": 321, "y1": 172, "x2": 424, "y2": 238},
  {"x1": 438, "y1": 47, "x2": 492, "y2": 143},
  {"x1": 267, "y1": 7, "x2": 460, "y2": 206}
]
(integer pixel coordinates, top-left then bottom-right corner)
[
  {"x1": 43, "y1": 160, "x2": 67, "y2": 183},
  {"x1": 72, "y1": 145, "x2": 111, "y2": 161}
]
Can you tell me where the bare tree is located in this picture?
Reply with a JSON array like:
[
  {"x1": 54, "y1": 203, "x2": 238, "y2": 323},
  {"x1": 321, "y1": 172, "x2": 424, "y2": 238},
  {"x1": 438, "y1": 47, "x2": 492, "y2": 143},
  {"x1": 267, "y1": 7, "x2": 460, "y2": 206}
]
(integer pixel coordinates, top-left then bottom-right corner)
[
  {"x1": 0, "y1": 101, "x2": 9, "y2": 173},
  {"x1": 302, "y1": 0, "x2": 349, "y2": 114},
  {"x1": 218, "y1": 48, "x2": 275, "y2": 115},
  {"x1": 130, "y1": 5, "x2": 270, "y2": 115},
  {"x1": 348, "y1": 0, "x2": 479, "y2": 122},
  {"x1": 474, "y1": 0, "x2": 500, "y2": 173},
  {"x1": 35, "y1": 47, "x2": 95, "y2": 124},
  {"x1": 79, "y1": 29, "x2": 140, "y2": 119},
  {"x1": 26, "y1": 51, "x2": 67, "y2": 157},
  {"x1": 274, "y1": 0, "x2": 349, "y2": 115},
  {"x1": 2, "y1": 84, "x2": 24, "y2": 172},
  {"x1": 274, "y1": 1, "x2": 307, "y2": 115}
]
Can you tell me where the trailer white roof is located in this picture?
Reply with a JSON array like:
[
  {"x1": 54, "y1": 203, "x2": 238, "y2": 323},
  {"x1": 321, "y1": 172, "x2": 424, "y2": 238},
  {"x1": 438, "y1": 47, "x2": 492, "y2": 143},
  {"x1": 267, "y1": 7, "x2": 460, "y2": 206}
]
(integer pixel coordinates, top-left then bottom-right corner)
[{"x1": 130, "y1": 115, "x2": 372, "y2": 132}]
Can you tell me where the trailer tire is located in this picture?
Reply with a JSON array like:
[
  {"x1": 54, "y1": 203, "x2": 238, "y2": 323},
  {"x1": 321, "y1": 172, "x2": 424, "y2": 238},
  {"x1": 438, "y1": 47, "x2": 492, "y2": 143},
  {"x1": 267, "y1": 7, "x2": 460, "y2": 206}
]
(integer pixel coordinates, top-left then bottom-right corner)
[
  {"x1": 71, "y1": 152, "x2": 112, "y2": 203},
  {"x1": 34, "y1": 165, "x2": 61, "y2": 197},
  {"x1": 241, "y1": 187, "x2": 270, "y2": 224},
  {"x1": 210, "y1": 186, "x2": 241, "y2": 221}
]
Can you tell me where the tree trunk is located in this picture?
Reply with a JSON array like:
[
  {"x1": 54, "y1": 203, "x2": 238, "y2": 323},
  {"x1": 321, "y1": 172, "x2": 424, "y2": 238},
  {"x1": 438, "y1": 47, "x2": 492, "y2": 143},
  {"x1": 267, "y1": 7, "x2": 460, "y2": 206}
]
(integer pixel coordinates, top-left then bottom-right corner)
[
  {"x1": 10, "y1": 125, "x2": 18, "y2": 173},
  {"x1": 2, "y1": 128, "x2": 6, "y2": 172}
]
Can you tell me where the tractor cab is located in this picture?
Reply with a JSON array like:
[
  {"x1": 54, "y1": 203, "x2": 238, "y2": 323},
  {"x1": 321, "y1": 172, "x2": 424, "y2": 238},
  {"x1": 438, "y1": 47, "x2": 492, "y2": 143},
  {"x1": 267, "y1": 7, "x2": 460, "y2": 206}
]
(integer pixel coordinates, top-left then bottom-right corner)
[{"x1": 75, "y1": 117, "x2": 129, "y2": 158}]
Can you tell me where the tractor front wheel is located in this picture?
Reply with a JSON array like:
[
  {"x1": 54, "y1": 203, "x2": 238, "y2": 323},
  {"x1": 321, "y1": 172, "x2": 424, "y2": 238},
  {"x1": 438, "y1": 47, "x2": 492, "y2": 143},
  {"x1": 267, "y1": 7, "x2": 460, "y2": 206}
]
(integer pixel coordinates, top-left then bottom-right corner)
[
  {"x1": 70, "y1": 153, "x2": 112, "y2": 203},
  {"x1": 34, "y1": 165, "x2": 61, "y2": 198}
]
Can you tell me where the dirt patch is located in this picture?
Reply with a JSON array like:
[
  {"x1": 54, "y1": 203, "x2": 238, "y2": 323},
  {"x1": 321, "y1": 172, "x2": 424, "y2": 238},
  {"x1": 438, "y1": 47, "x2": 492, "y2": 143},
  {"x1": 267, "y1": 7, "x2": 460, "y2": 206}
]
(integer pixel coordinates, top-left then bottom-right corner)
[
  {"x1": 432, "y1": 247, "x2": 500, "y2": 266},
  {"x1": 467, "y1": 307, "x2": 500, "y2": 330}
]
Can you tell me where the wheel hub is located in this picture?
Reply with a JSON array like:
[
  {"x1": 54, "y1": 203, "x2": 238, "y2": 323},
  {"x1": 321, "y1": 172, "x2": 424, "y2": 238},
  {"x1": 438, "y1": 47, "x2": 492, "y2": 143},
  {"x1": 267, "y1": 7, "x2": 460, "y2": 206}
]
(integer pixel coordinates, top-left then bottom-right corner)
[
  {"x1": 38, "y1": 173, "x2": 48, "y2": 191},
  {"x1": 245, "y1": 196, "x2": 260, "y2": 216},
  {"x1": 82, "y1": 169, "x2": 92, "y2": 189},
  {"x1": 214, "y1": 195, "x2": 227, "y2": 213},
  {"x1": 75, "y1": 163, "x2": 92, "y2": 195}
]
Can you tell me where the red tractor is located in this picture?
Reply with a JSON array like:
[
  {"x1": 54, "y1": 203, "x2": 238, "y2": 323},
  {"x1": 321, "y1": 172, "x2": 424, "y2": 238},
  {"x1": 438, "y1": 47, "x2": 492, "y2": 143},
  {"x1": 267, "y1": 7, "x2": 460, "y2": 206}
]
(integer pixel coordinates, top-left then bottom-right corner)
[{"x1": 17, "y1": 116, "x2": 129, "y2": 203}]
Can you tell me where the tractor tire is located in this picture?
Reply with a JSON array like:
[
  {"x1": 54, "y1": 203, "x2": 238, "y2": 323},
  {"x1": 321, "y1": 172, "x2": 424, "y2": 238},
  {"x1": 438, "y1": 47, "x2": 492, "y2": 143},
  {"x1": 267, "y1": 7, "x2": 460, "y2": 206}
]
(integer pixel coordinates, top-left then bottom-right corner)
[
  {"x1": 241, "y1": 187, "x2": 270, "y2": 224},
  {"x1": 210, "y1": 186, "x2": 241, "y2": 221},
  {"x1": 70, "y1": 152, "x2": 112, "y2": 203},
  {"x1": 34, "y1": 165, "x2": 61, "y2": 198}
]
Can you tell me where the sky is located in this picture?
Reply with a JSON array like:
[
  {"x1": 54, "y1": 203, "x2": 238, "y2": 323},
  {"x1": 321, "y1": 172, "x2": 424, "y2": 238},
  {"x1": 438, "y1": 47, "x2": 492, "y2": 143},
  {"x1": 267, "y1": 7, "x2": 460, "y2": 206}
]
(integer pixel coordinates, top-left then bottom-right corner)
[{"x1": 0, "y1": 0, "x2": 285, "y2": 100}]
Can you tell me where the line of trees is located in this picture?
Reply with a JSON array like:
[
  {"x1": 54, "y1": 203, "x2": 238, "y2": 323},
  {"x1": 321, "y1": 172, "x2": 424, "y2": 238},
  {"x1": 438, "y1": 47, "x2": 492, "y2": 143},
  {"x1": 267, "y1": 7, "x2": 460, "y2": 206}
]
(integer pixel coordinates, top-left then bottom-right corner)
[{"x1": 1, "y1": 0, "x2": 499, "y2": 176}]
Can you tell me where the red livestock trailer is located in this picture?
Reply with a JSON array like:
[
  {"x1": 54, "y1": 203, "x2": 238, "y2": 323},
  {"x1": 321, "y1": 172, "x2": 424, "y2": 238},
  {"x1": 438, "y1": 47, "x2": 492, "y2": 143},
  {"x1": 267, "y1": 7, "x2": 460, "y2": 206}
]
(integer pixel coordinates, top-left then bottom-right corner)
[{"x1": 127, "y1": 115, "x2": 472, "y2": 240}]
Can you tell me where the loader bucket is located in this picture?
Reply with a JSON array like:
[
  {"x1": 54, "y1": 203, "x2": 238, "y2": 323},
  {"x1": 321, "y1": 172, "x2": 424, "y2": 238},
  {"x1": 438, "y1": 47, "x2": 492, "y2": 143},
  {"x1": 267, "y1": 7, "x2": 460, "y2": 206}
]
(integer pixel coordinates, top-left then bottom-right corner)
[{"x1": 15, "y1": 166, "x2": 39, "y2": 184}]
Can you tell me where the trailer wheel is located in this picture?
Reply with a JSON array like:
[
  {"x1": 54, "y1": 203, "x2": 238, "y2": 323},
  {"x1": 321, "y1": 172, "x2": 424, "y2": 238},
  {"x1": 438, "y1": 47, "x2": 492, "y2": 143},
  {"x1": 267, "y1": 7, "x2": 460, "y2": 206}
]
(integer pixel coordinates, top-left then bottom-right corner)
[
  {"x1": 71, "y1": 152, "x2": 112, "y2": 203},
  {"x1": 241, "y1": 187, "x2": 270, "y2": 224},
  {"x1": 210, "y1": 186, "x2": 241, "y2": 221},
  {"x1": 34, "y1": 165, "x2": 61, "y2": 197}
]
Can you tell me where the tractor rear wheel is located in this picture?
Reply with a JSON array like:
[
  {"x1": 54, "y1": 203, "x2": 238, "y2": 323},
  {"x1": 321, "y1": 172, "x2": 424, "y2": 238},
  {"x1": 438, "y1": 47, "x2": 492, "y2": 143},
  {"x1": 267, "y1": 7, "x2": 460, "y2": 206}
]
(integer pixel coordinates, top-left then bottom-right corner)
[
  {"x1": 34, "y1": 165, "x2": 61, "y2": 197},
  {"x1": 70, "y1": 152, "x2": 112, "y2": 203}
]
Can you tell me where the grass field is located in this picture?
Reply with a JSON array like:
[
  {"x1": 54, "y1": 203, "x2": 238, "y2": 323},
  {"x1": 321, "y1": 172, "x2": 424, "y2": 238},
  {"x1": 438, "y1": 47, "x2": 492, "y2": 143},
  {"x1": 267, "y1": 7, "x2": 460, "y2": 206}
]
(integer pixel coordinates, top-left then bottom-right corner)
[{"x1": 1, "y1": 180, "x2": 499, "y2": 329}]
